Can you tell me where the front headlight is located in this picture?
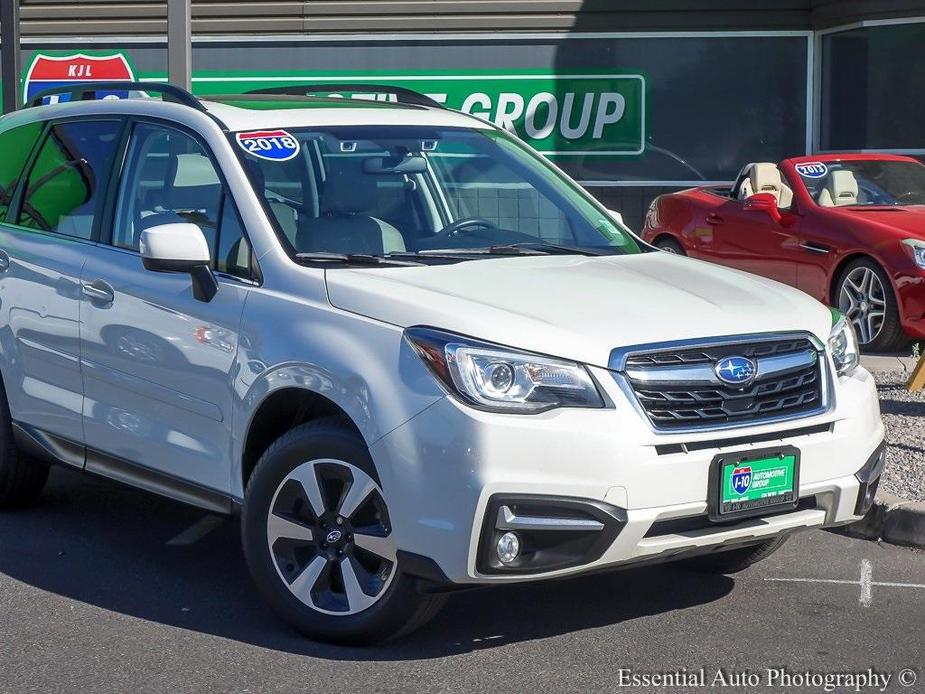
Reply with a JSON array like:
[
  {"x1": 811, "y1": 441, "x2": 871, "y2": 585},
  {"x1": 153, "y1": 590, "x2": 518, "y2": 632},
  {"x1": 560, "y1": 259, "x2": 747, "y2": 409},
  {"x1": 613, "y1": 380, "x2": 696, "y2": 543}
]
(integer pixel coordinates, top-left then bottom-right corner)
[
  {"x1": 828, "y1": 310, "x2": 860, "y2": 377},
  {"x1": 405, "y1": 327, "x2": 604, "y2": 413},
  {"x1": 902, "y1": 238, "x2": 925, "y2": 269}
]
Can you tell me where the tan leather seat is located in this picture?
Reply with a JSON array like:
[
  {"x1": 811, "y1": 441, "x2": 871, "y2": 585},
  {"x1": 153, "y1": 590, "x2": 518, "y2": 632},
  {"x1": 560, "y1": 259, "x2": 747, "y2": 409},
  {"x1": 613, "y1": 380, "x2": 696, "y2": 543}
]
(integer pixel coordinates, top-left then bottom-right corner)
[
  {"x1": 296, "y1": 166, "x2": 405, "y2": 255},
  {"x1": 818, "y1": 170, "x2": 858, "y2": 207},
  {"x1": 738, "y1": 162, "x2": 793, "y2": 207}
]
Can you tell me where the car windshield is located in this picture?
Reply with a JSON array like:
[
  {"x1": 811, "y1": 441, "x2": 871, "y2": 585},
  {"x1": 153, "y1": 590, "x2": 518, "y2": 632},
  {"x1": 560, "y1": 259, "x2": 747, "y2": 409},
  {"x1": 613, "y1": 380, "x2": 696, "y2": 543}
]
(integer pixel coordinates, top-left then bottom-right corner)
[
  {"x1": 232, "y1": 125, "x2": 640, "y2": 261},
  {"x1": 797, "y1": 159, "x2": 925, "y2": 207}
]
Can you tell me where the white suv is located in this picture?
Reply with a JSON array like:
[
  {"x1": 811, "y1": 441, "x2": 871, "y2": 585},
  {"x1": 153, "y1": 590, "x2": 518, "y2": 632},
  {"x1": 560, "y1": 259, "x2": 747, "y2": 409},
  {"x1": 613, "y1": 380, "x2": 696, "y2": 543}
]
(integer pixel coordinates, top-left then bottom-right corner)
[{"x1": 0, "y1": 83, "x2": 885, "y2": 644}]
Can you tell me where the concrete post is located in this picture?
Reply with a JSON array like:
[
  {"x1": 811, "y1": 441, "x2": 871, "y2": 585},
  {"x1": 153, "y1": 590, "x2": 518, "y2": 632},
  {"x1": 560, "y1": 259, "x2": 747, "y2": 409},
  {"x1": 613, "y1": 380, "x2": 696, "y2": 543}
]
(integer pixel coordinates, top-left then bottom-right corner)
[{"x1": 167, "y1": 0, "x2": 192, "y2": 90}]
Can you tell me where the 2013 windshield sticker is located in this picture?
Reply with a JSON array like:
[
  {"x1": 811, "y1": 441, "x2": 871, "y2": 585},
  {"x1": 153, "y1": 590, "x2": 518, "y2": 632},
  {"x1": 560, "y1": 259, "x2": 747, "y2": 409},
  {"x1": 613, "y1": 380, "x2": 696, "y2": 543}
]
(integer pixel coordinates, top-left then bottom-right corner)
[
  {"x1": 236, "y1": 130, "x2": 300, "y2": 162},
  {"x1": 795, "y1": 162, "x2": 828, "y2": 178}
]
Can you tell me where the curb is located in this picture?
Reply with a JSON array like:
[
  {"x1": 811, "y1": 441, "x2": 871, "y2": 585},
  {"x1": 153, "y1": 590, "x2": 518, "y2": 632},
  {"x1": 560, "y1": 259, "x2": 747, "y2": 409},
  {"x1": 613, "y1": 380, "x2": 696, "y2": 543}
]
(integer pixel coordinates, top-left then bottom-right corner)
[
  {"x1": 839, "y1": 492, "x2": 925, "y2": 549},
  {"x1": 859, "y1": 354, "x2": 917, "y2": 374}
]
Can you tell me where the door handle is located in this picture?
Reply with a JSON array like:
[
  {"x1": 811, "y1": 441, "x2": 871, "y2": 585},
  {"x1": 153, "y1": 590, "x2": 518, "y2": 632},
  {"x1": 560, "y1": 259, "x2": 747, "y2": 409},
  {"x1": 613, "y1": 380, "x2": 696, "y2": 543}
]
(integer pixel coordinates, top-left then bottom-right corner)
[
  {"x1": 82, "y1": 279, "x2": 115, "y2": 304},
  {"x1": 705, "y1": 213, "x2": 724, "y2": 226},
  {"x1": 799, "y1": 242, "x2": 832, "y2": 255},
  {"x1": 0, "y1": 249, "x2": 9, "y2": 272}
]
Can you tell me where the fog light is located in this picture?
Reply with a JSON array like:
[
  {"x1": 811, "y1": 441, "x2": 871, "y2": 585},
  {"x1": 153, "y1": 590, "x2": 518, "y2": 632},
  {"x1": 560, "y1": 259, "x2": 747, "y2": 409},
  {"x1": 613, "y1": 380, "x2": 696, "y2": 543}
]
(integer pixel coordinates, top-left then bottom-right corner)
[
  {"x1": 496, "y1": 531, "x2": 520, "y2": 564},
  {"x1": 855, "y1": 475, "x2": 882, "y2": 516}
]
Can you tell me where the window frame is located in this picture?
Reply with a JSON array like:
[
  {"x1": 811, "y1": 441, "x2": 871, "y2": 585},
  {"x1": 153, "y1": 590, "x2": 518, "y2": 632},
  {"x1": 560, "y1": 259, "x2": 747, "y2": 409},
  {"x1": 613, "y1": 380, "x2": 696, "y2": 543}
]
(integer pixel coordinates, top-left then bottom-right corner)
[
  {"x1": 100, "y1": 116, "x2": 260, "y2": 285},
  {"x1": 5, "y1": 116, "x2": 128, "y2": 243}
]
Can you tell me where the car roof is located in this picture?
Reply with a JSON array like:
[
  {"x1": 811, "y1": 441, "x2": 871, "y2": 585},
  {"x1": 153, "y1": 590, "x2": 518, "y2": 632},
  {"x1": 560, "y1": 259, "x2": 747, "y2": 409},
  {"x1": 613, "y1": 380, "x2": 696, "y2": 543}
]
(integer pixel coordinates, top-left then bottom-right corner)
[
  {"x1": 201, "y1": 97, "x2": 490, "y2": 131},
  {"x1": 0, "y1": 94, "x2": 492, "y2": 134},
  {"x1": 784, "y1": 152, "x2": 922, "y2": 166}
]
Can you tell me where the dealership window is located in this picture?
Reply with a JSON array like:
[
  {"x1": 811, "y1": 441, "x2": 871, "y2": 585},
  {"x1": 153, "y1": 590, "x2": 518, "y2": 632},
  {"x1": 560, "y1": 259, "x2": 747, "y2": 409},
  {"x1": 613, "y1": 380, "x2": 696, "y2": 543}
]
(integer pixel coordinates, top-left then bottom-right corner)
[{"x1": 820, "y1": 23, "x2": 925, "y2": 151}]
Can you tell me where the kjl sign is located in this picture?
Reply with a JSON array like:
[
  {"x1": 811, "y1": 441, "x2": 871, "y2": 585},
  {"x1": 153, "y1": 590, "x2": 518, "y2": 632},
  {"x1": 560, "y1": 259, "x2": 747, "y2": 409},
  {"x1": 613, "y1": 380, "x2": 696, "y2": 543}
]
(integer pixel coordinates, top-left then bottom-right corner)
[
  {"x1": 23, "y1": 53, "x2": 135, "y2": 104},
  {"x1": 199, "y1": 73, "x2": 647, "y2": 157}
]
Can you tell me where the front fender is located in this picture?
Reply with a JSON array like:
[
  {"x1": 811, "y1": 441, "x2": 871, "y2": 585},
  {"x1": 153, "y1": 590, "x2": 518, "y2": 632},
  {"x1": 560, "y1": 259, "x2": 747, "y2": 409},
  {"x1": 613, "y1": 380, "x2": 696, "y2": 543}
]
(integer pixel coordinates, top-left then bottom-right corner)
[{"x1": 231, "y1": 289, "x2": 444, "y2": 498}]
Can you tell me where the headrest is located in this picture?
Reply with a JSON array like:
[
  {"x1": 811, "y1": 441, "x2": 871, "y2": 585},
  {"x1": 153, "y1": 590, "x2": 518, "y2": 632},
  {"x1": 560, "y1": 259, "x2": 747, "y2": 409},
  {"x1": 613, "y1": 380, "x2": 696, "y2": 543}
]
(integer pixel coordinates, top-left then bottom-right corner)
[
  {"x1": 750, "y1": 163, "x2": 783, "y2": 194},
  {"x1": 322, "y1": 164, "x2": 379, "y2": 215},
  {"x1": 173, "y1": 153, "x2": 221, "y2": 188},
  {"x1": 166, "y1": 153, "x2": 221, "y2": 211},
  {"x1": 827, "y1": 169, "x2": 858, "y2": 206}
]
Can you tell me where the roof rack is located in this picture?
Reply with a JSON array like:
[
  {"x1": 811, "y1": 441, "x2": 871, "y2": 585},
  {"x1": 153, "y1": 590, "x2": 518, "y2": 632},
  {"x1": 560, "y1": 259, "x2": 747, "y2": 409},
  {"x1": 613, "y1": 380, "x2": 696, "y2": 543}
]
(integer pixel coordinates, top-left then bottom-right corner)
[
  {"x1": 247, "y1": 84, "x2": 444, "y2": 109},
  {"x1": 27, "y1": 81, "x2": 207, "y2": 112}
]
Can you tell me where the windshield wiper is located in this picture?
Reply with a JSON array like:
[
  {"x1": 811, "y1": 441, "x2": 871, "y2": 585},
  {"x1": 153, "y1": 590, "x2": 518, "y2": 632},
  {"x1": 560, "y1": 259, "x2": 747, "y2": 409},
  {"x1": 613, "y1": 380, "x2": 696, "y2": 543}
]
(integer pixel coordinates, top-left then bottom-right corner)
[
  {"x1": 491, "y1": 242, "x2": 608, "y2": 256},
  {"x1": 294, "y1": 252, "x2": 423, "y2": 267},
  {"x1": 409, "y1": 242, "x2": 607, "y2": 257}
]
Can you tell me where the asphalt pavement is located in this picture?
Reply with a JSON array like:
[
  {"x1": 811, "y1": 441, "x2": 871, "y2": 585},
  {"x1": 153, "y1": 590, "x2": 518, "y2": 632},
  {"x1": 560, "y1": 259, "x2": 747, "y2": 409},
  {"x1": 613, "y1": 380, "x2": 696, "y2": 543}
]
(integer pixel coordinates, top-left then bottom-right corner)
[{"x1": 0, "y1": 467, "x2": 923, "y2": 694}]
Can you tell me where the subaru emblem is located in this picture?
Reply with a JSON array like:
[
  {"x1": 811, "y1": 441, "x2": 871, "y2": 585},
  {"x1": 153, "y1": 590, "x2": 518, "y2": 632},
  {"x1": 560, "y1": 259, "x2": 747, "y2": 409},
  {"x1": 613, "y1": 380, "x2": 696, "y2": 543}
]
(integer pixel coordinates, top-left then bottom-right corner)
[
  {"x1": 715, "y1": 356, "x2": 757, "y2": 386},
  {"x1": 325, "y1": 530, "x2": 343, "y2": 544}
]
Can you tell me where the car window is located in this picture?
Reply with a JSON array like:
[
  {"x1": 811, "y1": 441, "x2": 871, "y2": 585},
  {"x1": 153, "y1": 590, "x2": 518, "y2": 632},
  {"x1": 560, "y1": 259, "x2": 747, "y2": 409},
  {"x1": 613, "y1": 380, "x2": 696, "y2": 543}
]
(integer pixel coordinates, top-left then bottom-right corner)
[
  {"x1": 796, "y1": 159, "x2": 925, "y2": 207},
  {"x1": 215, "y1": 198, "x2": 252, "y2": 278},
  {"x1": 18, "y1": 119, "x2": 122, "y2": 239},
  {"x1": 429, "y1": 140, "x2": 576, "y2": 245},
  {"x1": 235, "y1": 125, "x2": 638, "y2": 258},
  {"x1": 113, "y1": 122, "x2": 253, "y2": 279},
  {"x1": 0, "y1": 121, "x2": 44, "y2": 222}
]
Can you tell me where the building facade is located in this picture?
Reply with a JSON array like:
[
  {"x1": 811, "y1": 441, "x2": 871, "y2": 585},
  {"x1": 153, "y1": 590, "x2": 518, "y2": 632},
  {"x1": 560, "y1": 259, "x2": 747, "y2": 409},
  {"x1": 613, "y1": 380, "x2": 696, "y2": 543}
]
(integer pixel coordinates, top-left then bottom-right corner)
[{"x1": 3, "y1": 0, "x2": 925, "y2": 228}]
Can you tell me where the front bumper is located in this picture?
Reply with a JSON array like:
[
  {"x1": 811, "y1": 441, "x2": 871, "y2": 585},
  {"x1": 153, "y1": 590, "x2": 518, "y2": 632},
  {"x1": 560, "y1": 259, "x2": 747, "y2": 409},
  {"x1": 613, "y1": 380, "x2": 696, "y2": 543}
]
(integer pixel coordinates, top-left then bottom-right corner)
[
  {"x1": 893, "y1": 265, "x2": 925, "y2": 339},
  {"x1": 371, "y1": 364, "x2": 884, "y2": 585}
]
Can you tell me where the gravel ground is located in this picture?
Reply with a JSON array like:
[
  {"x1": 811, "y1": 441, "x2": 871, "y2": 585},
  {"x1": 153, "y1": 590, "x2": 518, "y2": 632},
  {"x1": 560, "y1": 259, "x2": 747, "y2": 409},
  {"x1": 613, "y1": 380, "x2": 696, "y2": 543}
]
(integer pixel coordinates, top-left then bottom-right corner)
[{"x1": 874, "y1": 369, "x2": 925, "y2": 502}]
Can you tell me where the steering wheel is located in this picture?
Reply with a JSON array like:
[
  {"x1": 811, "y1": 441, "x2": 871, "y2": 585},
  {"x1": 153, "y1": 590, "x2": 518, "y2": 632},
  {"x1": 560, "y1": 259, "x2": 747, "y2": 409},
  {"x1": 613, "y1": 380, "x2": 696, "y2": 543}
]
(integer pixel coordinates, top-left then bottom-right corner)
[
  {"x1": 894, "y1": 190, "x2": 924, "y2": 204},
  {"x1": 435, "y1": 217, "x2": 498, "y2": 239}
]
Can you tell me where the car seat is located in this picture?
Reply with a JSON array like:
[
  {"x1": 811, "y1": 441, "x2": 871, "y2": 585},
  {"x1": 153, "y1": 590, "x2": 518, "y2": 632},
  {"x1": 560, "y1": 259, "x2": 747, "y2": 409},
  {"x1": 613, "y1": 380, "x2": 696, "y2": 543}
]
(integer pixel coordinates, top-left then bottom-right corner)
[
  {"x1": 738, "y1": 162, "x2": 793, "y2": 208},
  {"x1": 817, "y1": 170, "x2": 858, "y2": 207},
  {"x1": 296, "y1": 166, "x2": 406, "y2": 255},
  {"x1": 124, "y1": 152, "x2": 223, "y2": 253}
]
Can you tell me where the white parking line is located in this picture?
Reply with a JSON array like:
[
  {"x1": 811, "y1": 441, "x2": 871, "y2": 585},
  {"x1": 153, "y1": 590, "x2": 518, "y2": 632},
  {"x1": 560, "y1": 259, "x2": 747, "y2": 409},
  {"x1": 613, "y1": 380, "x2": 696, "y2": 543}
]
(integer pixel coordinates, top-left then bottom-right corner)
[
  {"x1": 167, "y1": 516, "x2": 225, "y2": 546},
  {"x1": 765, "y1": 559, "x2": 925, "y2": 608},
  {"x1": 859, "y1": 558, "x2": 873, "y2": 607}
]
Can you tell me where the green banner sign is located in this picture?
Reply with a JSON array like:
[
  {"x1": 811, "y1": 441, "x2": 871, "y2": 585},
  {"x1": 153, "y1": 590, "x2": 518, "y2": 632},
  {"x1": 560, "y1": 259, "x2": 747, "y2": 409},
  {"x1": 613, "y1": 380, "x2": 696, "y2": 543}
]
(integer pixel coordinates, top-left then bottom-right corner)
[{"x1": 193, "y1": 71, "x2": 647, "y2": 158}]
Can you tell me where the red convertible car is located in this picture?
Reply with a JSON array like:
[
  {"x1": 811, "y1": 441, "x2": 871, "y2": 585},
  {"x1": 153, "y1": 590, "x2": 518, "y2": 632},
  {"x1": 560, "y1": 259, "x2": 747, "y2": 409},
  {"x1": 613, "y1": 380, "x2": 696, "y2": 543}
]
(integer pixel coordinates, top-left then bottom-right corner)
[{"x1": 642, "y1": 154, "x2": 925, "y2": 351}]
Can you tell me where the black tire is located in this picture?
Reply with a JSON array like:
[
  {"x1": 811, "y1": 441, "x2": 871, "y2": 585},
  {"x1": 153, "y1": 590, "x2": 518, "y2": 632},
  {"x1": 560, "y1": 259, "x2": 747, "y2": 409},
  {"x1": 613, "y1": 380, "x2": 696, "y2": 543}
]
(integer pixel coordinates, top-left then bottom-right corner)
[
  {"x1": 835, "y1": 257, "x2": 908, "y2": 353},
  {"x1": 679, "y1": 536, "x2": 788, "y2": 574},
  {"x1": 0, "y1": 382, "x2": 49, "y2": 510},
  {"x1": 241, "y1": 417, "x2": 446, "y2": 645},
  {"x1": 655, "y1": 236, "x2": 686, "y2": 256}
]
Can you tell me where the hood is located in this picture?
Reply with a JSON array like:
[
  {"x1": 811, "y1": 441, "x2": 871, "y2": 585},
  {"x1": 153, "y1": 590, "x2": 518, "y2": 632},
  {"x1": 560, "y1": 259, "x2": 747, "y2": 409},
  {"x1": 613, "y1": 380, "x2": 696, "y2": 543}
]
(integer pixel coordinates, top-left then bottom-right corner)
[
  {"x1": 824, "y1": 205, "x2": 925, "y2": 240},
  {"x1": 325, "y1": 253, "x2": 833, "y2": 369}
]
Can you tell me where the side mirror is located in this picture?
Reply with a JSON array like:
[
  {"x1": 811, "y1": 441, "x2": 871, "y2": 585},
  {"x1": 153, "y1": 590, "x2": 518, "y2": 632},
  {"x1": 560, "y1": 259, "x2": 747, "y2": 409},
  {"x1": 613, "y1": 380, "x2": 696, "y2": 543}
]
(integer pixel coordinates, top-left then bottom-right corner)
[
  {"x1": 743, "y1": 192, "x2": 783, "y2": 224},
  {"x1": 607, "y1": 209, "x2": 626, "y2": 227},
  {"x1": 140, "y1": 223, "x2": 218, "y2": 302}
]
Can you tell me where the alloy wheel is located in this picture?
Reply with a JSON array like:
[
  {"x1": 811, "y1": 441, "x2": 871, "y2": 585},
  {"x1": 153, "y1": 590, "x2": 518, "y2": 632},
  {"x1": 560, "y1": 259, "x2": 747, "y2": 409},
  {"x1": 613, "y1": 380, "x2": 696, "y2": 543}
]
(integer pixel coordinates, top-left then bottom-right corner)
[
  {"x1": 838, "y1": 266, "x2": 886, "y2": 345},
  {"x1": 266, "y1": 459, "x2": 396, "y2": 616}
]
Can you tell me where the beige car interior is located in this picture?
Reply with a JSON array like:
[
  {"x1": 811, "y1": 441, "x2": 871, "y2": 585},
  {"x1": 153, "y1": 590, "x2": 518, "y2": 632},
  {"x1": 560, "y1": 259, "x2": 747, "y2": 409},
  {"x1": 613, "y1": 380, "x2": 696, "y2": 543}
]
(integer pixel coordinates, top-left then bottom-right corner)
[
  {"x1": 817, "y1": 169, "x2": 859, "y2": 207},
  {"x1": 295, "y1": 165, "x2": 406, "y2": 256},
  {"x1": 736, "y1": 162, "x2": 794, "y2": 208}
]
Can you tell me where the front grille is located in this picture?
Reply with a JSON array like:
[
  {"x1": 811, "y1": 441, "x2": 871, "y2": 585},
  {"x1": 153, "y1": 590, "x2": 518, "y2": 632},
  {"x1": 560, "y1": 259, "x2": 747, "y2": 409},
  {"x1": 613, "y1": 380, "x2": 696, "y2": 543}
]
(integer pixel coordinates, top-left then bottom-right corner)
[
  {"x1": 619, "y1": 336, "x2": 828, "y2": 431},
  {"x1": 624, "y1": 338, "x2": 814, "y2": 367}
]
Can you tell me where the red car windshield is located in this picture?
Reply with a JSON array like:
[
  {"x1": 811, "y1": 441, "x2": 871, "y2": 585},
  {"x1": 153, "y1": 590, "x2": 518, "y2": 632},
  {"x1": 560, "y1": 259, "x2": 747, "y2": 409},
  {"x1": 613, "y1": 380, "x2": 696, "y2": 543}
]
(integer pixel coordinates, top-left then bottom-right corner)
[{"x1": 796, "y1": 160, "x2": 925, "y2": 207}]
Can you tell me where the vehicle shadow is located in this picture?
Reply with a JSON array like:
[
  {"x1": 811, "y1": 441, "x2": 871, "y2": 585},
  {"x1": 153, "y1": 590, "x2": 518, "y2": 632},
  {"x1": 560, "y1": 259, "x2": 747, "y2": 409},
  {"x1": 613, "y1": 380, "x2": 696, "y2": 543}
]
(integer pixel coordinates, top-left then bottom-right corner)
[{"x1": 0, "y1": 467, "x2": 734, "y2": 661}]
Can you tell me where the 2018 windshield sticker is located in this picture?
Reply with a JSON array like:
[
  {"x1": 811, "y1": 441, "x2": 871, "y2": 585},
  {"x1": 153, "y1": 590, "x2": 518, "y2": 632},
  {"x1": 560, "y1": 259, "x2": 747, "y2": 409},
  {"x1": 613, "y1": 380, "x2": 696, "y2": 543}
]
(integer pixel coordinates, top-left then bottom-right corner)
[
  {"x1": 795, "y1": 162, "x2": 828, "y2": 178},
  {"x1": 236, "y1": 130, "x2": 300, "y2": 162}
]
